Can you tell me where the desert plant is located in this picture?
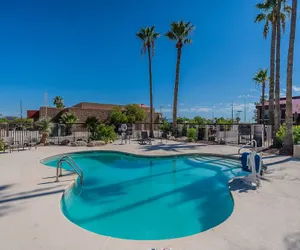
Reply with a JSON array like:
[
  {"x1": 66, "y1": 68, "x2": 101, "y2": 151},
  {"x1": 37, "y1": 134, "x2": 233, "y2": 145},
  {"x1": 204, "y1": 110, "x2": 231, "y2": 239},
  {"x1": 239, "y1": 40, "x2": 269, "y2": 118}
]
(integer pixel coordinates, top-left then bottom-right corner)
[
  {"x1": 0, "y1": 118, "x2": 8, "y2": 123},
  {"x1": 10, "y1": 118, "x2": 34, "y2": 129},
  {"x1": 293, "y1": 126, "x2": 300, "y2": 144},
  {"x1": 0, "y1": 138, "x2": 5, "y2": 151},
  {"x1": 53, "y1": 96, "x2": 65, "y2": 108},
  {"x1": 187, "y1": 128, "x2": 197, "y2": 142},
  {"x1": 165, "y1": 20, "x2": 194, "y2": 134},
  {"x1": 37, "y1": 117, "x2": 53, "y2": 145},
  {"x1": 255, "y1": 0, "x2": 291, "y2": 127},
  {"x1": 160, "y1": 120, "x2": 172, "y2": 136},
  {"x1": 84, "y1": 117, "x2": 99, "y2": 141},
  {"x1": 109, "y1": 107, "x2": 128, "y2": 126},
  {"x1": 275, "y1": 123, "x2": 286, "y2": 146},
  {"x1": 91, "y1": 124, "x2": 117, "y2": 143},
  {"x1": 125, "y1": 104, "x2": 146, "y2": 123},
  {"x1": 276, "y1": 124, "x2": 300, "y2": 146},
  {"x1": 253, "y1": 68, "x2": 269, "y2": 124},
  {"x1": 60, "y1": 111, "x2": 78, "y2": 135},
  {"x1": 282, "y1": 0, "x2": 297, "y2": 154},
  {"x1": 136, "y1": 26, "x2": 160, "y2": 138}
]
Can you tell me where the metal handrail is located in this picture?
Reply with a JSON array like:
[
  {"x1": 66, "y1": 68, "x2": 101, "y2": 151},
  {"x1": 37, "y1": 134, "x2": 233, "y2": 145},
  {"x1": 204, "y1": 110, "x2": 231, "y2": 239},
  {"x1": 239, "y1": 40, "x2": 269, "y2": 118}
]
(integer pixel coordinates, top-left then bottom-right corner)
[
  {"x1": 56, "y1": 155, "x2": 83, "y2": 184},
  {"x1": 238, "y1": 139, "x2": 257, "y2": 155}
]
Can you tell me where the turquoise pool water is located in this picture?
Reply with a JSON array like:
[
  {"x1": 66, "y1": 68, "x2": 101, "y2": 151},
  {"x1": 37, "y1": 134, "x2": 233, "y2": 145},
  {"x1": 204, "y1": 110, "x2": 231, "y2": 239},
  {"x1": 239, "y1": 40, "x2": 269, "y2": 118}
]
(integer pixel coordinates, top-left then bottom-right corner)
[{"x1": 43, "y1": 151, "x2": 247, "y2": 240}]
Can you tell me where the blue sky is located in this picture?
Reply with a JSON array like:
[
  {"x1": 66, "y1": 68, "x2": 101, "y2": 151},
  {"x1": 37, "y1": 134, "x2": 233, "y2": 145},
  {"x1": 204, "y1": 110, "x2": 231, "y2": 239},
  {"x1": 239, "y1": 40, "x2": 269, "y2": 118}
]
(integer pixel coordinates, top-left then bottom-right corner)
[{"x1": 0, "y1": 0, "x2": 299, "y2": 122}]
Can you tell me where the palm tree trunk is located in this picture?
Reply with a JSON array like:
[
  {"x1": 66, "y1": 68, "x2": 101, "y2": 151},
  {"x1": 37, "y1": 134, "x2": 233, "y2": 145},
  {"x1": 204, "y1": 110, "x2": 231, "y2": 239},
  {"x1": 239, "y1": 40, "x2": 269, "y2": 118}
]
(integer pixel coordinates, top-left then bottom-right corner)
[
  {"x1": 274, "y1": 0, "x2": 282, "y2": 134},
  {"x1": 41, "y1": 133, "x2": 47, "y2": 145},
  {"x1": 173, "y1": 46, "x2": 182, "y2": 136},
  {"x1": 268, "y1": 23, "x2": 276, "y2": 126},
  {"x1": 281, "y1": 0, "x2": 297, "y2": 155},
  {"x1": 262, "y1": 82, "x2": 265, "y2": 125},
  {"x1": 147, "y1": 45, "x2": 154, "y2": 138}
]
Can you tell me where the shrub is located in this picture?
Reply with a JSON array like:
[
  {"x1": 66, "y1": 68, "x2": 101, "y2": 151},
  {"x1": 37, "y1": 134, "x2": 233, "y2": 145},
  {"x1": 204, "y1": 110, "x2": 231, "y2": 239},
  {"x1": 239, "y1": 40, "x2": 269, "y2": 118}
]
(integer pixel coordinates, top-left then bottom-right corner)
[
  {"x1": 187, "y1": 128, "x2": 197, "y2": 142},
  {"x1": 182, "y1": 125, "x2": 188, "y2": 137},
  {"x1": 109, "y1": 107, "x2": 128, "y2": 125},
  {"x1": 160, "y1": 120, "x2": 171, "y2": 133},
  {"x1": 294, "y1": 126, "x2": 300, "y2": 144},
  {"x1": 0, "y1": 138, "x2": 5, "y2": 151},
  {"x1": 91, "y1": 124, "x2": 117, "y2": 143},
  {"x1": 124, "y1": 104, "x2": 146, "y2": 123},
  {"x1": 84, "y1": 116, "x2": 99, "y2": 139},
  {"x1": 276, "y1": 124, "x2": 300, "y2": 146},
  {"x1": 275, "y1": 124, "x2": 286, "y2": 147},
  {"x1": 60, "y1": 112, "x2": 78, "y2": 135},
  {"x1": 0, "y1": 118, "x2": 8, "y2": 123},
  {"x1": 37, "y1": 117, "x2": 53, "y2": 145}
]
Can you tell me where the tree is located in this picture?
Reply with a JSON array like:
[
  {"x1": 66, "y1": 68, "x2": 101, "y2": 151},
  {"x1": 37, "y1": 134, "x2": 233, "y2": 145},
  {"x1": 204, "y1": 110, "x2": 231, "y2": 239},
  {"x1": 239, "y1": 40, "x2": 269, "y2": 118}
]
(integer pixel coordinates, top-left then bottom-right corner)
[
  {"x1": 282, "y1": 0, "x2": 297, "y2": 154},
  {"x1": 108, "y1": 107, "x2": 128, "y2": 125},
  {"x1": 165, "y1": 21, "x2": 194, "y2": 135},
  {"x1": 274, "y1": 0, "x2": 292, "y2": 133},
  {"x1": 255, "y1": 0, "x2": 291, "y2": 127},
  {"x1": 84, "y1": 117, "x2": 99, "y2": 139},
  {"x1": 37, "y1": 117, "x2": 53, "y2": 145},
  {"x1": 125, "y1": 104, "x2": 146, "y2": 123},
  {"x1": 253, "y1": 69, "x2": 269, "y2": 124},
  {"x1": 0, "y1": 118, "x2": 8, "y2": 123},
  {"x1": 136, "y1": 26, "x2": 160, "y2": 138},
  {"x1": 193, "y1": 116, "x2": 208, "y2": 125},
  {"x1": 60, "y1": 111, "x2": 78, "y2": 135},
  {"x1": 53, "y1": 96, "x2": 65, "y2": 108}
]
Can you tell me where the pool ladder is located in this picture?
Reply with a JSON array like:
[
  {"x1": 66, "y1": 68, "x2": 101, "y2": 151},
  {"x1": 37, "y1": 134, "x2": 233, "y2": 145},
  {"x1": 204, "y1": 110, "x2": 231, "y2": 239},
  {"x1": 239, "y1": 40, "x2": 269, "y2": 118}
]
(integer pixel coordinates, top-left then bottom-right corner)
[
  {"x1": 238, "y1": 139, "x2": 258, "y2": 155},
  {"x1": 56, "y1": 155, "x2": 83, "y2": 185}
]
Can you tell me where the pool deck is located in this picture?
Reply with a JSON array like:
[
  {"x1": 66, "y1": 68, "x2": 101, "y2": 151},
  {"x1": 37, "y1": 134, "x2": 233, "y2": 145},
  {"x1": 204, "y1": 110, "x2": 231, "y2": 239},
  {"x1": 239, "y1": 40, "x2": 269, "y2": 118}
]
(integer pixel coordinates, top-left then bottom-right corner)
[{"x1": 0, "y1": 140, "x2": 300, "y2": 250}]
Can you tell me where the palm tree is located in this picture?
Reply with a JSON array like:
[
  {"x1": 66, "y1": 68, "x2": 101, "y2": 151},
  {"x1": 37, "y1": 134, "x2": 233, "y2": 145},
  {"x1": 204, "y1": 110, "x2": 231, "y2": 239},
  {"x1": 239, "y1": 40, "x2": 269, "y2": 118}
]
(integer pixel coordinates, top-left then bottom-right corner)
[
  {"x1": 37, "y1": 117, "x2": 53, "y2": 145},
  {"x1": 136, "y1": 26, "x2": 160, "y2": 138},
  {"x1": 53, "y1": 96, "x2": 65, "y2": 108},
  {"x1": 274, "y1": 0, "x2": 292, "y2": 133},
  {"x1": 165, "y1": 21, "x2": 194, "y2": 135},
  {"x1": 255, "y1": 0, "x2": 291, "y2": 128},
  {"x1": 60, "y1": 111, "x2": 78, "y2": 135},
  {"x1": 253, "y1": 69, "x2": 269, "y2": 124},
  {"x1": 282, "y1": 0, "x2": 297, "y2": 154}
]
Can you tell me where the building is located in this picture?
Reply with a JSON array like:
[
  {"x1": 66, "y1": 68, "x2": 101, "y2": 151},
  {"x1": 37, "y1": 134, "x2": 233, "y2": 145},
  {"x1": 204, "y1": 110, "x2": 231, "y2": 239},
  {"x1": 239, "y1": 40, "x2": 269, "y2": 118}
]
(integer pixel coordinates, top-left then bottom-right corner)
[
  {"x1": 256, "y1": 96, "x2": 300, "y2": 124},
  {"x1": 27, "y1": 102, "x2": 161, "y2": 123}
]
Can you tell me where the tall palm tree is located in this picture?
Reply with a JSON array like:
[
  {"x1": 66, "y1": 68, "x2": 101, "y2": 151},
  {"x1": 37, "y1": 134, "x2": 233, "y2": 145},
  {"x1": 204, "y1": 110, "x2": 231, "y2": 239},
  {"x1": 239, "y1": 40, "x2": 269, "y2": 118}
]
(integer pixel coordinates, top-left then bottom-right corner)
[
  {"x1": 282, "y1": 0, "x2": 297, "y2": 154},
  {"x1": 255, "y1": 0, "x2": 291, "y2": 128},
  {"x1": 53, "y1": 96, "x2": 65, "y2": 108},
  {"x1": 136, "y1": 26, "x2": 160, "y2": 138},
  {"x1": 253, "y1": 69, "x2": 269, "y2": 124},
  {"x1": 274, "y1": 0, "x2": 292, "y2": 133},
  {"x1": 165, "y1": 21, "x2": 194, "y2": 135}
]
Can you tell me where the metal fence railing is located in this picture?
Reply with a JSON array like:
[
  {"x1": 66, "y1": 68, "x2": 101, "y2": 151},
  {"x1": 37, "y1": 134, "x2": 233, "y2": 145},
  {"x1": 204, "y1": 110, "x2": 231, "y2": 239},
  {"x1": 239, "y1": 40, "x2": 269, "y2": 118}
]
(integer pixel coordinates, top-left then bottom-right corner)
[{"x1": 0, "y1": 122, "x2": 273, "y2": 147}]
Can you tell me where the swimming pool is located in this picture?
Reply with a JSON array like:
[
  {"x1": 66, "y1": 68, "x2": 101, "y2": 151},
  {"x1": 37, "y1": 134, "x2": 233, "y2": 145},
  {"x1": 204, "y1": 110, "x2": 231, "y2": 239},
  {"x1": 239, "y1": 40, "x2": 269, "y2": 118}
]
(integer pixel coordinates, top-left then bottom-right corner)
[{"x1": 43, "y1": 151, "x2": 248, "y2": 240}]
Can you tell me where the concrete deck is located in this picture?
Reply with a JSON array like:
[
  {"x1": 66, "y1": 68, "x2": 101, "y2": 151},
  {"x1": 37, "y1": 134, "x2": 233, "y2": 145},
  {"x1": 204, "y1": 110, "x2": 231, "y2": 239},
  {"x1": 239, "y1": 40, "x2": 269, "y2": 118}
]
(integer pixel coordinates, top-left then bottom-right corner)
[{"x1": 0, "y1": 141, "x2": 300, "y2": 250}]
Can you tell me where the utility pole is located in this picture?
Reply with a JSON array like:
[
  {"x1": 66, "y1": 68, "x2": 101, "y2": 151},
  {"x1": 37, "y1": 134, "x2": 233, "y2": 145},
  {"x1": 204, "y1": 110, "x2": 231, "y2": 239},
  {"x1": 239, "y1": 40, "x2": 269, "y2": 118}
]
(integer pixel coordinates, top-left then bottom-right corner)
[
  {"x1": 231, "y1": 102, "x2": 234, "y2": 122},
  {"x1": 244, "y1": 100, "x2": 247, "y2": 122},
  {"x1": 44, "y1": 91, "x2": 48, "y2": 117},
  {"x1": 20, "y1": 100, "x2": 23, "y2": 119}
]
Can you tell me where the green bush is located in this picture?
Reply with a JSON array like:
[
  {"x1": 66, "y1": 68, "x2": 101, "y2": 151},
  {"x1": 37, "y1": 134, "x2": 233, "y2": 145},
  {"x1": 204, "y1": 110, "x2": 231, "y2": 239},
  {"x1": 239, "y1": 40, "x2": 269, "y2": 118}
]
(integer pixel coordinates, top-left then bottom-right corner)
[
  {"x1": 0, "y1": 139, "x2": 5, "y2": 151},
  {"x1": 91, "y1": 124, "x2": 117, "y2": 143},
  {"x1": 160, "y1": 120, "x2": 171, "y2": 133},
  {"x1": 0, "y1": 118, "x2": 8, "y2": 123},
  {"x1": 294, "y1": 126, "x2": 300, "y2": 144},
  {"x1": 187, "y1": 128, "x2": 197, "y2": 142},
  {"x1": 276, "y1": 124, "x2": 300, "y2": 146},
  {"x1": 275, "y1": 124, "x2": 286, "y2": 147}
]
